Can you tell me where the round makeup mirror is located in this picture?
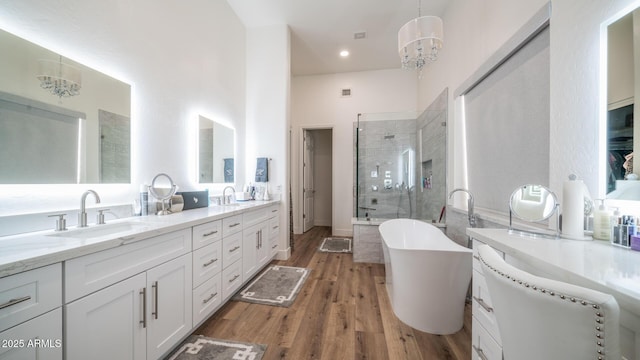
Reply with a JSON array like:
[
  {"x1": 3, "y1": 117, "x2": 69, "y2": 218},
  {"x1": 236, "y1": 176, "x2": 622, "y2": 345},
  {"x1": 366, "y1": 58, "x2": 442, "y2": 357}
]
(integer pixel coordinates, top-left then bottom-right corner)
[
  {"x1": 509, "y1": 184, "x2": 559, "y2": 238},
  {"x1": 149, "y1": 173, "x2": 177, "y2": 215},
  {"x1": 509, "y1": 184, "x2": 557, "y2": 221}
]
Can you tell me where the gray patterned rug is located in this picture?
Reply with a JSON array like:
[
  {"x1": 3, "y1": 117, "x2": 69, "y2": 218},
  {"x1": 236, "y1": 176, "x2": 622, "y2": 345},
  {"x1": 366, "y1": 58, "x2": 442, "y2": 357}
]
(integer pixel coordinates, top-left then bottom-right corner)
[
  {"x1": 318, "y1": 237, "x2": 352, "y2": 253},
  {"x1": 165, "y1": 335, "x2": 266, "y2": 360},
  {"x1": 233, "y1": 265, "x2": 310, "y2": 307}
]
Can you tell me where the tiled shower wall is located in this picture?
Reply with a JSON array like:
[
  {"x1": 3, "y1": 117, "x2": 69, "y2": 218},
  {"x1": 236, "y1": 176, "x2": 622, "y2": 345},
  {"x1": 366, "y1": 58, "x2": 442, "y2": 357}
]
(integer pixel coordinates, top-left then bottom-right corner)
[
  {"x1": 99, "y1": 109, "x2": 131, "y2": 183},
  {"x1": 417, "y1": 89, "x2": 447, "y2": 221}
]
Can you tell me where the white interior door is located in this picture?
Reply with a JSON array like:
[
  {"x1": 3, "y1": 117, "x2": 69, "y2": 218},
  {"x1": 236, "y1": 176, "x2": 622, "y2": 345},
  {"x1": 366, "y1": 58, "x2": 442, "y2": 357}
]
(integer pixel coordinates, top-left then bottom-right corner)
[{"x1": 303, "y1": 130, "x2": 315, "y2": 232}]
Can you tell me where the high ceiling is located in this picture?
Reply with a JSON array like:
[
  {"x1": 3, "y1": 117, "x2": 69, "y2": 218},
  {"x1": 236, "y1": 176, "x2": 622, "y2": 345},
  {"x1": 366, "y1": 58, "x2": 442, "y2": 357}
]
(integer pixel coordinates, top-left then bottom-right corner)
[{"x1": 225, "y1": 0, "x2": 449, "y2": 76}]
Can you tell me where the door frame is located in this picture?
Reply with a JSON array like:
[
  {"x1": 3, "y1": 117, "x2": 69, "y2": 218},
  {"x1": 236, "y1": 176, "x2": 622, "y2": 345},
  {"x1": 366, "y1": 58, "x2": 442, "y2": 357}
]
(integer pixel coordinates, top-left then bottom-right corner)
[{"x1": 294, "y1": 125, "x2": 334, "y2": 235}]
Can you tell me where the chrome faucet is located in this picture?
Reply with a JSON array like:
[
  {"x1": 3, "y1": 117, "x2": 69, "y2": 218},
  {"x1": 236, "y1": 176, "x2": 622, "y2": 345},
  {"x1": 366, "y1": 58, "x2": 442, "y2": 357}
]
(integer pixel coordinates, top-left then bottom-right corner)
[
  {"x1": 79, "y1": 190, "x2": 101, "y2": 227},
  {"x1": 222, "y1": 186, "x2": 236, "y2": 204},
  {"x1": 449, "y1": 188, "x2": 477, "y2": 228}
]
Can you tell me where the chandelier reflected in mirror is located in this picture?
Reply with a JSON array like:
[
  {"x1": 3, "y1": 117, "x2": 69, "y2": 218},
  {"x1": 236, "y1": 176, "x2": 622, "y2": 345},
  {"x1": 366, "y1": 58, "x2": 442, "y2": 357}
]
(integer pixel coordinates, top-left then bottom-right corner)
[
  {"x1": 398, "y1": 0, "x2": 443, "y2": 74},
  {"x1": 37, "y1": 55, "x2": 82, "y2": 98}
]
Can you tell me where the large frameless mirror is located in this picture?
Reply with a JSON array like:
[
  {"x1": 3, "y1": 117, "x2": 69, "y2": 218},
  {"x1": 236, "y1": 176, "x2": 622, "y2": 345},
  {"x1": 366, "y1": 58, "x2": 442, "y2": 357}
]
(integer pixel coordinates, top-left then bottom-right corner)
[
  {"x1": 0, "y1": 27, "x2": 131, "y2": 184},
  {"x1": 198, "y1": 115, "x2": 235, "y2": 184},
  {"x1": 606, "y1": 6, "x2": 640, "y2": 200}
]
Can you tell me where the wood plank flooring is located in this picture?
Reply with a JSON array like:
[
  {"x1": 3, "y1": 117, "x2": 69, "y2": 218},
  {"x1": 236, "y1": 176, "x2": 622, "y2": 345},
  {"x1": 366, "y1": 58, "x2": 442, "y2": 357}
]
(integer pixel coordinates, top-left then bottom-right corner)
[{"x1": 194, "y1": 226, "x2": 471, "y2": 360}]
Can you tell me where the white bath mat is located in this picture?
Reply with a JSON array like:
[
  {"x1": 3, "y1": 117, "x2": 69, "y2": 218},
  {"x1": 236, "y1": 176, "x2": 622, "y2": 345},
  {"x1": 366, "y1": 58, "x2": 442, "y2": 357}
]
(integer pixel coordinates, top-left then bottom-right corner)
[{"x1": 318, "y1": 237, "x2": 352, "y2": 253}]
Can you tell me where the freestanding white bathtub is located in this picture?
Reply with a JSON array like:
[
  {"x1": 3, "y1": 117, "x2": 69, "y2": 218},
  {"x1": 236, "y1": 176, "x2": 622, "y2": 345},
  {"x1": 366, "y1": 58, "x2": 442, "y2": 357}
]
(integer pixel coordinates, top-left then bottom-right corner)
[{"x1": 379, "y1": 219, "x2": 472, "y2": 334}]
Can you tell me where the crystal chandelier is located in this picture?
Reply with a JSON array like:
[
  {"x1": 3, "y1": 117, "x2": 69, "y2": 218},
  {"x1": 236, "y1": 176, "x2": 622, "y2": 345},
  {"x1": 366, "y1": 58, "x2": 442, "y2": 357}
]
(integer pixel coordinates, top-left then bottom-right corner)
[
  {"x1": 398, "y1": 0, "x2": 443, "y2": 73},
  {"x1": 37, "y1": 56, "x2": 82, "y2": 98}
]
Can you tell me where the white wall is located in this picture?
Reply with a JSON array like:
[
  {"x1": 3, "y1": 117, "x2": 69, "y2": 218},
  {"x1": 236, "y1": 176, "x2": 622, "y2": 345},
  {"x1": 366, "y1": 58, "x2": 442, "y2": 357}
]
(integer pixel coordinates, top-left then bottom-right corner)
[
  {"x1": 291, "y1": 69, "x2": 417, "y2": 236},
  {"x1": 0, "y1": 0, "x2": 246, "y2": 217},
  {"x1": 245, "y1": 24, "x2": 291, "y2": 257}
]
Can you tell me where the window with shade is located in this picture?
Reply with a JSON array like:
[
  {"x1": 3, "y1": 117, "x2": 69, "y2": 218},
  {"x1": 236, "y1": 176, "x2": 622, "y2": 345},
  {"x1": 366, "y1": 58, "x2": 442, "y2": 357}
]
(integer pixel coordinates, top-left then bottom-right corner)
[{"x1": 457, "y1": 21, "x2": 550, "y2": 214}]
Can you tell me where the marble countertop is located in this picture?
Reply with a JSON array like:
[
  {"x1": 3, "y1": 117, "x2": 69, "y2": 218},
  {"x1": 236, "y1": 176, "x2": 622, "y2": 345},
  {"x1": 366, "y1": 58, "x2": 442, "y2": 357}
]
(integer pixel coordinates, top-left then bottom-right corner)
[
  {"x1": 467, "y1": 228, "x2": 640, "y2": 315},
  {"x1": 0, "y1": 200, "x2": 279, "y2": 278}
]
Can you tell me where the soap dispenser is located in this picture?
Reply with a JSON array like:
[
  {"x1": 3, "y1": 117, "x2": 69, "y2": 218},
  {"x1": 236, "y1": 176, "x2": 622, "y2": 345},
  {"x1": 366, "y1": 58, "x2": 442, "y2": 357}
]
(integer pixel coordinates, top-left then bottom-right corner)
[{"x1": 592, "y1": 199, "x2": 612, "y2": 241}]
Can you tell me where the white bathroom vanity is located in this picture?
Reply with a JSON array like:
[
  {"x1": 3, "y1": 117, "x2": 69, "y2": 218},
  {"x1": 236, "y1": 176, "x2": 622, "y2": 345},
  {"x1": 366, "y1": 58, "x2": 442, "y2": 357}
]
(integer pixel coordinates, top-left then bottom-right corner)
[
  {"x1": 468, "y1": 228, "x2": 640, "y2": 360},
  {"x1": 0, "y1": 201, "x2": 281, "y2": 360}
]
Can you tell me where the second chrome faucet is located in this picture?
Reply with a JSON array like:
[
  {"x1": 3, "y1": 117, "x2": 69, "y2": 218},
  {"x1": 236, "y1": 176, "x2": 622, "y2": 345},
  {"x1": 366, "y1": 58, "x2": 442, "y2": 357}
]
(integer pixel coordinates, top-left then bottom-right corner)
[
  {"x1": 79, "y1": 190, "x2": 101, "y2": 227},
  {"x1": 448, "y1": 188, "x2": 476, "y2": 228}
]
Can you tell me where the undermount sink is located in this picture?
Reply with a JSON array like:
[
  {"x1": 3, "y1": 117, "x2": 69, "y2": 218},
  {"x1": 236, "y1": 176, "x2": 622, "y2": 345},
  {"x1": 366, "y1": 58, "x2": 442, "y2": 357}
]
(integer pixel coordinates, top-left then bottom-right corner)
[{"x1": 48, "y1": 221, "x2": 149, "y2": 239}]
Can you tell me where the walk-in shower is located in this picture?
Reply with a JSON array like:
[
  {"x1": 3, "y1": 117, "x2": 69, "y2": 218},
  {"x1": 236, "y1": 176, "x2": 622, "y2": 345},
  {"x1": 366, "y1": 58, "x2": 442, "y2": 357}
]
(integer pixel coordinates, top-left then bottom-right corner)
[
  {"x1": 354, "y1": 91, "x2": 447, "y2": 222},
  {"x1": 352, "y1": 88, "x2": 448, "y2": 264}
]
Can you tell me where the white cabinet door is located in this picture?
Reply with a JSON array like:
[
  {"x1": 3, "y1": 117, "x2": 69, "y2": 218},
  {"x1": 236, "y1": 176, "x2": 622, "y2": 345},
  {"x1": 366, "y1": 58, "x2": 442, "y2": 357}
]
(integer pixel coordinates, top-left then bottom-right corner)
[
  {"x1": 242, "y1": 224, "x2": 260, "y2": 280},
  {"x1": 256, "y1": 223, "x2": 270, "y2": 269},
  {"x1": 0, "y1": 308, "x2": 62, "y2": 360},
  {"x1": 66, "y1": 273, "x2": 146, "y2": 360},
  {"x1": 146, "y1": 254, "x2": 192, "y2": 360},
  {"x1": 242, "y1": 222, "x2": 270, "y2": 280}
]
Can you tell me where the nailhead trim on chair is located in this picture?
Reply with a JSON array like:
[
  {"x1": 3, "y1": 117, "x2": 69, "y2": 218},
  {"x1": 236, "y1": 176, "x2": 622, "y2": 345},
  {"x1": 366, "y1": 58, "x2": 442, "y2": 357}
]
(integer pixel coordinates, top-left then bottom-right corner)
[{"x1": 478, "y1": 252, "x2": 608, "y2": 360}]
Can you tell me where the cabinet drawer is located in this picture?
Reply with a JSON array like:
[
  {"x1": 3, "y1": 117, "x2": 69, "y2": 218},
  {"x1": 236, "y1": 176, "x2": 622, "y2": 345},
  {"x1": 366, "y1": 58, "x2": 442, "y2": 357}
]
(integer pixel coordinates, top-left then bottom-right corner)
[
  {"x1": 192, "y1": 241, "x2": 223, "y2": 288},
  {"x1": 472, "y1": 317, "x2": 503, "y2": 360},
  {"x1": 270, "y1": 233, "x2": 279, "y2": 257},
  {"x1": 267, "y1": 205, "x2": 279, "y2": 219},
  {"x1": 192, "y1": 220, "x2": 222, "y2": 250},
  {"x1": 243, "y1": 208, "x2": 267, "y2": 228},
  {"x1": 472, "y1": 269, "x2": 501, "y2": 344},
  {"x1": 192, "y1": 273, "x2": 222, "y2": 326},
  {"x1": 222, "y1": 232, "x2": 243, "y2": 268},
  {"x1": 221, "y1": 260, "x2": 243, "y2": 300},
  {"x1": 269, "y1": 216, "x2": 280, "y2": 238},
  {"x1": 0, "y1": 307, "x2": 62, "y2": 360},
  {"x1": 222, "y1": 215, "x2": 243, "y2": 237},
  {"x1": 65, "y1": 228, "x2": 192, "y2": 302},
  {"x1": 0, "y1": 263, "x2": 62, "y2": 333}
]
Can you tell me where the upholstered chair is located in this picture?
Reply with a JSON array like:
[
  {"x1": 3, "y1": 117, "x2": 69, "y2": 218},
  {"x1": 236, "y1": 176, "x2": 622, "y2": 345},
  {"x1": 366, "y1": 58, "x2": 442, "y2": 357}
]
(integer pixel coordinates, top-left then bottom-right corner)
[{"x1": 477, "y1": 244, "x2": 620, "y2": 360}]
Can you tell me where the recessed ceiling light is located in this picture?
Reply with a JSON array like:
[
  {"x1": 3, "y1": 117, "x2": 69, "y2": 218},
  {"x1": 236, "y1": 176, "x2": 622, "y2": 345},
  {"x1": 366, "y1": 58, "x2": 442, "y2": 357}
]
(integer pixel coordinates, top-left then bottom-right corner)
[{"x1": 340, "y1": 50, "x2": 349, "y2": 57}]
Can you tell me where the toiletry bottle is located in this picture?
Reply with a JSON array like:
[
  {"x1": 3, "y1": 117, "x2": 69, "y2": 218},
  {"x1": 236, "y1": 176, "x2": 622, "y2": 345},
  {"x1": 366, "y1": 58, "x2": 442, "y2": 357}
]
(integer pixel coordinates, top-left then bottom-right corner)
[
  {"x1": 592, "y1": 199, "x2": 612, "y2": 241},
  {"x1": 610, "y1": 208, "x2": 621, "y2": 245},
  {"x1": 140, "y1": 184, "x2": 149, "y2": 216}
]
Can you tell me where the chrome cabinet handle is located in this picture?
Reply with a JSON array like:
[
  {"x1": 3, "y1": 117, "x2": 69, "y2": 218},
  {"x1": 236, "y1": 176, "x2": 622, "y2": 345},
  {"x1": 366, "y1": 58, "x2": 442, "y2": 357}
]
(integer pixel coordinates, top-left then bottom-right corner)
[
  {"x1": 140, "y1": 288, "x2": 147, "y2": 328},
  {"x1": 273, "y1": 225, "x2": 279, "y2": 230},
  {"x1": 473, "y1": 296, "x2": 493, "y2": 312},
  {"x1": 272, "y1": 243, "x2": 278, "y2": 249},
  {"x1": 229, "y1": 223, "x2": 240, "y2": 228},
  {"x1": 271, "y1": 209, "x2": 277, "y2": 212},
  {"x1": 229, "y1": 274, "x2": 240, "y2": 283},
  {"x1": 152, "y1": 281, "x2": 159, "y2": 319},
  {"x1": 256, "y1": 231, "x2": 260, "y2": 249},
  {"x1": 203, "y1": 230, "x2": 218, "y2": 237},
  {"x1": 472, "y1": 345, "x2": 488, "y2": 360},
  {"x1": 473, "y1": 255, "x2": 480, "y2": 260},
  {"x1": 203, "y1": 258, "x2": 218, "y2": 267},
  {"x1": 229, "y1": 246, "x2": 240, "y2": 253},
  {"x1": 203, "y1": 292, "x2": 218, "y2": 304},
  {"x1": 0, "y1": 295, "x2": 31, "y2": 310}
]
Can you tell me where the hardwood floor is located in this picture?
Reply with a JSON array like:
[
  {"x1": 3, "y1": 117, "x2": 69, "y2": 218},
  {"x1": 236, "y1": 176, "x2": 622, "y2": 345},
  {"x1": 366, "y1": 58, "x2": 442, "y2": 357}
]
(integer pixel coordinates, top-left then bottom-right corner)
[{"x1": 194, "y1": 226, "x2": 472, "y2": 360}]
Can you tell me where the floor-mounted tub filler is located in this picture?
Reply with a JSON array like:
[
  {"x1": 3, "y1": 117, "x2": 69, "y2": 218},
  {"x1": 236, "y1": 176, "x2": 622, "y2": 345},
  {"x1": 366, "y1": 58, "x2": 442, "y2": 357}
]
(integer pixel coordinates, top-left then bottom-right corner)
[{"x1": 379, "y1": 219, "x2": 472, "y2": 334}]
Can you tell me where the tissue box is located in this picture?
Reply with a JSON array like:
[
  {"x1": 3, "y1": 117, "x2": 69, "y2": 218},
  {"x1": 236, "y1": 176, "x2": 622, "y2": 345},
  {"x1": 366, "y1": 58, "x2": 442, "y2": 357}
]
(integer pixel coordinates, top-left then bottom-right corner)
[
  {"x1": 235, "y1": 192, "x2": 252, "y2": 201},
  {"x1": 631, "y1": 235, "x2": 640, "y2": 251}
]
